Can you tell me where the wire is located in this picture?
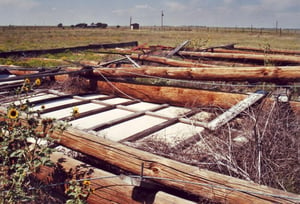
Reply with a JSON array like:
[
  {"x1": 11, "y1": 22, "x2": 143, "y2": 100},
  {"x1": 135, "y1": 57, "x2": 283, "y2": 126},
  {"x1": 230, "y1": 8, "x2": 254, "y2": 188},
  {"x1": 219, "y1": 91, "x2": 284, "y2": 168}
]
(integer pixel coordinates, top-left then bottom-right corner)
[{"x1": 97, "y1": 70, "x2": 138, "y2": 101}]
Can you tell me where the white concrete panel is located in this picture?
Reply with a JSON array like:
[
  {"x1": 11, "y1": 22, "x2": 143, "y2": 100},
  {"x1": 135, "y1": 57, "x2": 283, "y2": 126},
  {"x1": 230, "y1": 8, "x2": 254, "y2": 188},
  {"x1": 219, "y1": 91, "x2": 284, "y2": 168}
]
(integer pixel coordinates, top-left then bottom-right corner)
[
  {"x1": 125, "y1": 102, "x2": 161, "y2": 111},
  {"x1": 70, "y1": 109, "x2": 132, "y2": 130},
  {"x1": 97, "y1": 115, "x2": 166, "y2": 142},
  {"x1": 139, "y1": 123, "x2": 204, "y2": 147},
  {"x1": 100, "y1": 98, "x2": 131, "y2": 105},
  {"x1": 32, "y1": 98, "x2": 80, "y2": 111},
  {"x1": 41, "y1": 103, "x2": 106, "y2": 119},
  {"x1": 75, "y1": 94, "x2": 110, "y2": 100},
  {"x1": 13, "y1": 93, "x2": 57, "y2": 106},
  {"x1": 153, "y1": 106, "x2": 190, "y2": 118}
]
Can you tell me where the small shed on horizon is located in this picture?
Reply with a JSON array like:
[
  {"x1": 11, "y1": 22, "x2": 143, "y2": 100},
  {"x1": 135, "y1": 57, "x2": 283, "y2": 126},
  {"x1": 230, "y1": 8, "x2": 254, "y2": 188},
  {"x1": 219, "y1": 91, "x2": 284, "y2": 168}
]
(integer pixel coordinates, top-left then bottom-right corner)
[{"x1": 131, "y1": 23, "x2": 139, "y2": 30}]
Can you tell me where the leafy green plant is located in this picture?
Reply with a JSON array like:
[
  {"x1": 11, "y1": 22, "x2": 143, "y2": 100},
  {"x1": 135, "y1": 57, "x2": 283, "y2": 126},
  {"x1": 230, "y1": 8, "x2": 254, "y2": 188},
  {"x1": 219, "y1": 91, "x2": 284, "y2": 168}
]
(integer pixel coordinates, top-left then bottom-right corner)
[
  {"x1": 65, "y1": 179, "x2": 93, "y2": 204},
  {"x1": 0, "y1": 78, "x2": 67, "y2": 203}
]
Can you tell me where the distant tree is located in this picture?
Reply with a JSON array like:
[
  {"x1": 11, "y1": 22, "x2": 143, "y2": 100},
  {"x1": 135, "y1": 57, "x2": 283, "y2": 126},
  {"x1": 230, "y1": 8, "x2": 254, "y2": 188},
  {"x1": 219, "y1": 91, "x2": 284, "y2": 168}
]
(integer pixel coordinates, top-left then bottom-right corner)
[
  {"x1": 116, "y1": 25, "x2": 120, "y2": 28},
  {"x1": 57, "y1": 23, "x2": 63, "y2": 28},
  {"x1": 75, "y1": 23, "x2": 88, "y2": 28},
  {"x1": 96, "y1": 22, "x2": 108, "y2": 28}
]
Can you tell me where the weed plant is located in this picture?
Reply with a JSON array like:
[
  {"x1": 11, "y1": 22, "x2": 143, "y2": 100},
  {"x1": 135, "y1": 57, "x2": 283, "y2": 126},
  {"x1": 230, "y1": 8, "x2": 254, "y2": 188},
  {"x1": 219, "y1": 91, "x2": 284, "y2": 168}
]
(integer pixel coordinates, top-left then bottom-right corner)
[{"x1": 0, "y1": 78, "x2": 91, "y2": 203}]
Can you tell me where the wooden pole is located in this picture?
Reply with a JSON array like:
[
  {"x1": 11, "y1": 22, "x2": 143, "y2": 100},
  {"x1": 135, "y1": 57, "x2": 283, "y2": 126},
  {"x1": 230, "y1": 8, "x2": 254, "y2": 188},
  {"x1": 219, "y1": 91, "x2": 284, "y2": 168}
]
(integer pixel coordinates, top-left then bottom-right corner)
[
  {"x1": 46, "y1": 127, "x2": 300, "y2": 204},
  {"x1": 177, "y1": 51, "x2": 300, "y2": 65},
  {"x1": 86, "y1": 66, "x2": 300, "y2": 82},
  {"x1": 36, "y1": 152, "x2": 197, "y2": 204},
  {"x1": 130, "y1": 54, "x2": 214, "y2": 67},
  {"x1": 95, "y1": 81, "x2": 300, "y2": 115}
]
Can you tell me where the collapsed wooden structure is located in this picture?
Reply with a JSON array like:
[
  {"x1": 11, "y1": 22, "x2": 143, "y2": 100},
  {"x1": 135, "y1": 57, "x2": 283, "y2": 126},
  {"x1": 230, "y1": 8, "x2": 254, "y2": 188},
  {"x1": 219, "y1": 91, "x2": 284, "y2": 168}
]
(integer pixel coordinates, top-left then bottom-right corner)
[{"x1": 0, "y1": 41, "x2": 300, "y2": 203}]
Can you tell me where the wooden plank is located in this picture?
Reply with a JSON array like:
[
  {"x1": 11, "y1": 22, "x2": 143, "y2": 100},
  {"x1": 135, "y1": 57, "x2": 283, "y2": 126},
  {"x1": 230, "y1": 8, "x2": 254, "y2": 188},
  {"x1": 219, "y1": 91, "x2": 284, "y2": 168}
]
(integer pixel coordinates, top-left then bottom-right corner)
[
  {"x1": 166, "y1": 40, "x2": 189, "y2": 58},
  {"x1": 207, "y1": 91, "x2": 268, "y2": 130},
  {"x1": 125, "y1": 55, "x2": 141, "y2": 68}
]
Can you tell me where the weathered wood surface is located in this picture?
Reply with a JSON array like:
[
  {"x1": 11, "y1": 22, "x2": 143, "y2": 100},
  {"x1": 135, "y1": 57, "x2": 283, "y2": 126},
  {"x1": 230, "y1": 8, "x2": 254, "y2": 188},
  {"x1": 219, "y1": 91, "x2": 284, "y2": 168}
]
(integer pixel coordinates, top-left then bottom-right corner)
[
  {"x1": 36, "y1": 152, "x2": 196, "y2": 204},
  {"x1": 166, "y1": 40, "x2": 189, "y2": 57},
  {"x1": 95, "y1": 81, "x2": 300, "y2": 115},
  {"x1": 46, "y1": 127, "x2": 300, "y2": 204},
  {"x1": 86, "y1": 66, "x2": 300, "y2": 82},
  {"x1": 130, "y1": 53, "x2": 214, "y2": 67},
  {"x1": 0, "y1": 41, "x2": 138, "y2": 58},
  {"x1": 207, "y1": 91, "x2": 267, "y2": 130},
  {"x1": 177, "y1": 51, "x2": 300, "y2": 65}
]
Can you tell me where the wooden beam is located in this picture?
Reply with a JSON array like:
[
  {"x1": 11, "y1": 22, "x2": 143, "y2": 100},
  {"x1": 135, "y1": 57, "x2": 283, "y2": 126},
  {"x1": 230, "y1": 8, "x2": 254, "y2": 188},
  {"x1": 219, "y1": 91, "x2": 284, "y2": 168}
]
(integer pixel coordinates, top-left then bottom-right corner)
[
  {"x1": 177, "y1": 51, "x2": 300, "y2": 65},
  {"x1": 125, "y1": 55, "x2": 141, "y2": 68},
  {"x1": 46, "y1": 127, "x2": 300, "y2": 204},
  {"x1": 36, "y1": 152, "x2": 196, "y2": 204},
  {"x1": 86, "y1": 66, "x2": 300, "y2": 82},
  {"x1": 207, "y1": 91, "x2": 267, "y2": 130},
  {"x1": 166, "y1": 40, "x2": 189, "y2": 58},
  {"x1": 0, "y1": 41, "x2": 138, "y2": 58},
  {"x1": 130, "y1": 54, "x2": 213, "y2": 67},
  {"x1": 95, "y1": 81, "x2": 300, "y2": 115}
]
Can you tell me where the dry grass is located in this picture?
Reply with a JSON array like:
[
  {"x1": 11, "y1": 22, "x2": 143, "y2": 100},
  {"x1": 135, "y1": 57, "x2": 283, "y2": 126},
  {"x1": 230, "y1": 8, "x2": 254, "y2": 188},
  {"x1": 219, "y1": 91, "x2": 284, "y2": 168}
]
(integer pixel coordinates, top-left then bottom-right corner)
[
  {"x1": 0, "y1": 26, "x2": 300, "y2": 52},
  {"x1": 134, "y1": 101, "x2": 300, "y2": 194}
]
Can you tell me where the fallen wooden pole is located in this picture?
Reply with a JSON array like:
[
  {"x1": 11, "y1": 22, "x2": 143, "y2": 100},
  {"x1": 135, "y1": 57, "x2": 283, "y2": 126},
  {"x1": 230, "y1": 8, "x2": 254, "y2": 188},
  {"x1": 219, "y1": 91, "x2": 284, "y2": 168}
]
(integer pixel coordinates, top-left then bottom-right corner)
[
  {"x1": 95, "y1": 81, "x2": 300, "y2": 115},
  {"x1": 86, "y1": 66, "x2": 300, "y2": 82},
  {"x1": 45, "y1": 127, "x2": 300, "y2": 204},
  {"x1": 130, "y1": 54, "x2": 214, "y2": 67},
  {"x1": 177, "y1": 51, "x2": 300, "y2": 65},
  {"x1": 0, "y1": 41, "x2": 138, "y2": 58},
  {"x1": 36, "y1": 152, "x2": 196, "y2": 204}
]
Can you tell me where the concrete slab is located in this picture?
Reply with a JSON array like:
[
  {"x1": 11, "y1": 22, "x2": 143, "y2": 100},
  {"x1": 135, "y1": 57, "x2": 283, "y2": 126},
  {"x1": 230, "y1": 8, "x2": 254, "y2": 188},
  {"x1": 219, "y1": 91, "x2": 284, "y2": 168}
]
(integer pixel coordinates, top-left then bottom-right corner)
[
  {"x1": 125, "y1": 102, "x2": 162, "y2": 111},
  {"x1": 41, "y1": 102, "x2": 106, "y2": 119},
  {"x1": 139, "y1": 123, "x2": 204, "y2": 147},
  {"x1": 100, "y1": 97, "x2": 131, "y2": 105},
  {"x1": 32, "y1": 98, "x2": 80, "y2": 111},
  {"x1": 70, "y1": 109, "x2": 133, "y2": 130},
  {"x1": 97, "y1": 115, "x2": 167, "y2": 142},
  {"x1": 153, "y1": 106, "x2": 190, "y2": 118}
]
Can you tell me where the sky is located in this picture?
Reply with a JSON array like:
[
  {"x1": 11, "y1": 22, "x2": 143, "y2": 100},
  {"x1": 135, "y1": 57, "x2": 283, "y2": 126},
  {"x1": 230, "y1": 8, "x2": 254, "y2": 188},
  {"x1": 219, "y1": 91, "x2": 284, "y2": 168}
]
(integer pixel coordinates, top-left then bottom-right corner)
[{"x1": 0, "y1": 0, "x2": 299, "y2": 28}]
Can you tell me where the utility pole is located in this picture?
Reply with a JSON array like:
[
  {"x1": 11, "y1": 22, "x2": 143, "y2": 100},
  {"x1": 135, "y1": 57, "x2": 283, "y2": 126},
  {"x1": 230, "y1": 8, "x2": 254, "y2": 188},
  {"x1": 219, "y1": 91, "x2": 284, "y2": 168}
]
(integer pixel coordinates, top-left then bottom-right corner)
[
  {"x1": 130, "y1": 16, "x2": 132, "y2": 28},
  {"x1": 161, "y1": 10, "x2": 164, "y2": 30}
]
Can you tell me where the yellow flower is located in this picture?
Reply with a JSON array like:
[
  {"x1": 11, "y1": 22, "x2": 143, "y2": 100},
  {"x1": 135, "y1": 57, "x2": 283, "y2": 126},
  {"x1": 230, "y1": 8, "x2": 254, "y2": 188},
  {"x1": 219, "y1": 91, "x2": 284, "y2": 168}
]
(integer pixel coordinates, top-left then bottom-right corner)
[
  {"x1": 20, "y1": 104, "x2": 27, "y2": 111},
  {"x1": 83, "y1": 180, "x2": 91, "y2": 186},
  {"x1": 35, "y1": 78, "x2": 41, "y2": 86},
  {"x1": 22, "y1": 86, "x2": 29, "y2": 92},
  {"x1": 24, "y1": 78, "x2": 30, "y2": 84},
  {"x1": 7, "y1": 108, "x2": 19, "y2": 119},
  {"x1": 72, "y1": 106, "x2": 79, "y2": 117}
]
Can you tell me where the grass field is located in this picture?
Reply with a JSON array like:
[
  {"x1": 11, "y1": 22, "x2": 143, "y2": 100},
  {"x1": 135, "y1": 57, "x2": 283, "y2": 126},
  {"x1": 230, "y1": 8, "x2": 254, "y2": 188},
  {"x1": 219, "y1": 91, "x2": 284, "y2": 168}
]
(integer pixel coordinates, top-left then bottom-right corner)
[{"x1": 0, "y1": 26, "x2": 300, "y2": 52}]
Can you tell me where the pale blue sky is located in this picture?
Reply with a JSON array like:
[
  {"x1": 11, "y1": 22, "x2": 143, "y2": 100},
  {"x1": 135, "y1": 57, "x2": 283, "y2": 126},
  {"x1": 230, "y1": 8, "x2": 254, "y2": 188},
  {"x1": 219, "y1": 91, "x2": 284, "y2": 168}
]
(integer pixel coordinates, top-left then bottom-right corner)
[{"x1": 0, "y1": 0, "x2": 299, "y2": 28}]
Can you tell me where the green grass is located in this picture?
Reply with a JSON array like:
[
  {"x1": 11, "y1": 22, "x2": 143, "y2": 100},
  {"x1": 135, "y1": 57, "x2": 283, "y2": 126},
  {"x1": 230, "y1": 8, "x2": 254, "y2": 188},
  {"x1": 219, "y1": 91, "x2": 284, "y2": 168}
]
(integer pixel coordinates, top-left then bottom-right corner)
[{"x1": 0, "y1": 26, "x2": 299, "y2": 52}]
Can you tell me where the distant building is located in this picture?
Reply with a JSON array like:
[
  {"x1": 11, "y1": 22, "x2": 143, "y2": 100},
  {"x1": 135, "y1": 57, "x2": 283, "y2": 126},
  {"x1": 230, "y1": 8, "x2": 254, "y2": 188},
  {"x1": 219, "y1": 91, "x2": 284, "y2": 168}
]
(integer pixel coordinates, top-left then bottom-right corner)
[{"x1": 131, "y1": 23, "x2": 139, "y2": 30}]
